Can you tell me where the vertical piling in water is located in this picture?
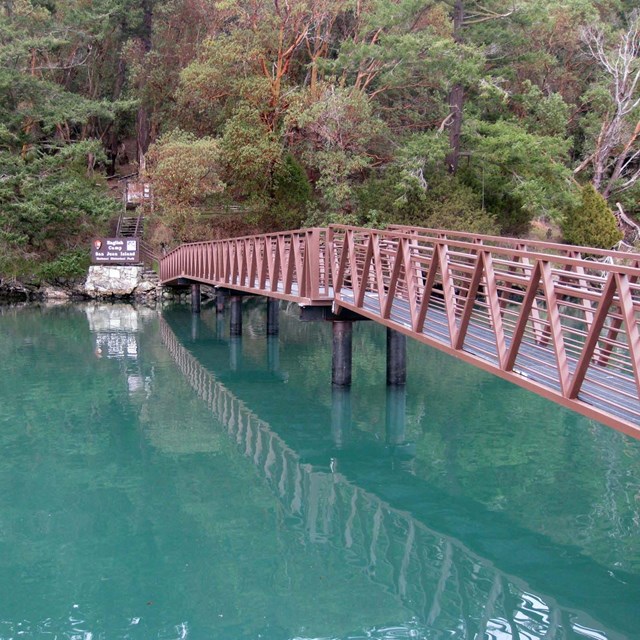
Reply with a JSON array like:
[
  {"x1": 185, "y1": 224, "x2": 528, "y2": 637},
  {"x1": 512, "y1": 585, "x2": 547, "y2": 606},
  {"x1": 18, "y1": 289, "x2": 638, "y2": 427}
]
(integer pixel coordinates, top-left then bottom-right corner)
[
  {"x1": 216, "y1": 290, "x2": 226, "y2": 314},
  {"x1": 267, "y1": 298, "x2": 279, "y2": 335},
  {"x1": 191, "y1": 283, "x2": 201, "y2": 314},
  {"x1": 216, "y1": 312, "x2": 225, "y2": 340},
  {"x1": 230, "y1": 295, "x2": 243, "y2": 336},
  {"x1": 386, "y1": 328, "x2": 406, "y2": 386},
  {"x1": 229, "y1": 337, "x2": 242, "y2": 372},
  {"x1": 332, "y1": 321, "x2": 353, "y2": 387}
]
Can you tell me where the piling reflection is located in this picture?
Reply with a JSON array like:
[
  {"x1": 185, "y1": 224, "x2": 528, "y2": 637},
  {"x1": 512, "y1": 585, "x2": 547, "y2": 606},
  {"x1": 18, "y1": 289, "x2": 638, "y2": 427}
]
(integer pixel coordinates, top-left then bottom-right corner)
[
  {"x1": 331, "y1": 387, "x2": 351, "y2": 448},
  {"x1": 160, "y1": 316, "x2": 619, "y2": 640},
  {"x1": 267, "y1": 335, "x2": 280, "y2": 373},
  {"x1": 229, "y1": 336, "x2": 242, "y2": 371}
]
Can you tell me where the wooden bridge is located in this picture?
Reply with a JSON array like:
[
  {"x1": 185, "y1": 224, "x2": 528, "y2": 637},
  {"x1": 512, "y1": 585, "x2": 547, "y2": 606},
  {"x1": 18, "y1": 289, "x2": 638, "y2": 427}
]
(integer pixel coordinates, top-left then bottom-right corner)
[{"x1": 159, "y1": 225, "x2": 640, "y2": 438}]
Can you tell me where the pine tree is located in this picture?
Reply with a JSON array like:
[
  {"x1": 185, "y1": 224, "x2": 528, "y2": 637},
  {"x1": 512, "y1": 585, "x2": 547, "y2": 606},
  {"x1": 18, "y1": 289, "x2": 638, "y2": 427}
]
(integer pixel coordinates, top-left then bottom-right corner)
[{"x1": 562, "y1": 184, "x2": 622, "y2": 249}]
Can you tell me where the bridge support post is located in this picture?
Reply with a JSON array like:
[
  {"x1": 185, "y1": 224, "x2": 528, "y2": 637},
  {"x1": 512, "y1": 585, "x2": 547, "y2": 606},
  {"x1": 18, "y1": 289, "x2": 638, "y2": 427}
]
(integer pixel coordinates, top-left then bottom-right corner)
[
  {"x1": 332, "y1": 321, "x2": 353, "y2": 387},
  {"x1": 386, "y1": 328, "x2": 406, "y2": 386},
  {"x1": 216, "y1": 289, "x2": 226, "y2": 314},
  {"x1": 191, "y1": 283, "x2": 201, "y2": 314},
  {"x1": 216, "y1": 311, "x2": 225, "y2": 340},
  {"x1": 331, "y1": 386, "x2": 351, "y2": 449},
  {"x1": 230, "y1": 295, "x2": 243, "y2": 336},
  {"x1": 267, "y1": 298, "x2": 279, "y2": 335}
]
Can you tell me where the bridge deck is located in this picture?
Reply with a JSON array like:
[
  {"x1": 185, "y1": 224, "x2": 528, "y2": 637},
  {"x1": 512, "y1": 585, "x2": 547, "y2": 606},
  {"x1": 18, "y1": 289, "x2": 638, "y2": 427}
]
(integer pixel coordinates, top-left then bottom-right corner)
[
  {"x1": 341, "y1": 290, "x2": 639, "y2": 426},
  {"x1": 160, "y1": 224, "x2": 640, "y2": 437}
]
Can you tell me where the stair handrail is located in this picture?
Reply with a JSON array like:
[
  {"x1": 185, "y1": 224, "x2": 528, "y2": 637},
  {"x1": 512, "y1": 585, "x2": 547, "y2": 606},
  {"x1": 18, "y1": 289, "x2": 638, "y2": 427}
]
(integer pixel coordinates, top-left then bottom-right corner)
[{"x1": 139, "y1": 239, "x2": 159, "y2": 270}]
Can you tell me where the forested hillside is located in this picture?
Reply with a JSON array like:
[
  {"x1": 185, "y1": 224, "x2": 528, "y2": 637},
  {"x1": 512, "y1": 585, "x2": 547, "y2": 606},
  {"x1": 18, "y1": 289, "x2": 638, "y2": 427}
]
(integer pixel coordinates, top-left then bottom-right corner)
[{"x1": 1, "y1": 0, "x2": 639, "y2": 277}]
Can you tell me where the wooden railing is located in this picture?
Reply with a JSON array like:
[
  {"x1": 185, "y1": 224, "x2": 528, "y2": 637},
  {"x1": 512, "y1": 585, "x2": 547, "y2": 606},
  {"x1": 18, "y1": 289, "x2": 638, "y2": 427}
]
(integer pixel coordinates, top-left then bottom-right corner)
[
  {"x1": 160, "y1": 228, "x2": 333, "y2": 305},
  {"x1": 329, "y1": 225, "x2": 640, "y2": 436},
  {"x1": 159, "y1": 224, "x2": 640, "y2": 436}
]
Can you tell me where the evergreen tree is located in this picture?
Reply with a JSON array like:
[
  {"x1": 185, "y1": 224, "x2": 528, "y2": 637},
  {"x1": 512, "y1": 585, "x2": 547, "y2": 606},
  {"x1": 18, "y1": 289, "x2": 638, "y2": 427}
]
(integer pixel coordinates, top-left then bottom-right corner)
[{"x1": 562, "y1": 184, "x2": 623, "y2": 249}]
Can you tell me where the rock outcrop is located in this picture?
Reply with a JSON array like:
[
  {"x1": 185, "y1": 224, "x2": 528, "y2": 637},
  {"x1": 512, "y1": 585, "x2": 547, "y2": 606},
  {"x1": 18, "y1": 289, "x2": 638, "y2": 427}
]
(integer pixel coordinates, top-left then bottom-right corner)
[{"x1": 84, "y1": 265, "x2": 163, "y2": 302}]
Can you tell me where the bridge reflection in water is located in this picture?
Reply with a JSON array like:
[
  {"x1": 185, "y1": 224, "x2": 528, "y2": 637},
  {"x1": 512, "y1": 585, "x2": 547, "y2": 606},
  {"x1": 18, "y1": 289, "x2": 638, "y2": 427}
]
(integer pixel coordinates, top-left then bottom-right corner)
[{"x1": 160, "y1": 314, "x2": 627, "y2": 640}]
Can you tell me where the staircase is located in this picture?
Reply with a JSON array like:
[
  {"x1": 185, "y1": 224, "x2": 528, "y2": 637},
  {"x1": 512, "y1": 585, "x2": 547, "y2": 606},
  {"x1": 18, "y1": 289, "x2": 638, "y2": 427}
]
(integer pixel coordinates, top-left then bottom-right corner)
[
  {"x1": 113, "y1": 177, "x2": 160, "y2": 270},
  {"x1": 142, "y1": 267, "x2": 160, "y2": 286},
  {"x1": 116, "y1": 214, "x2": 144, "y2": 237}
]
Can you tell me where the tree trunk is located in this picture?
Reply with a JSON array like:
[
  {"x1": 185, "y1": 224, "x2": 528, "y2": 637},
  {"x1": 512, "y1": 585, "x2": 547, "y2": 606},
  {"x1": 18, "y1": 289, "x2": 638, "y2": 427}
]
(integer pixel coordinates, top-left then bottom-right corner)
[
  {"x1": 446, "y1": 83, "x2": 464, "y2": 174},
  {"x1": 445, "y1": 0, "x2": 465, "y2": 175},
  {"x1": 107, "y1": 56, "x2": 127, "y2": 175},
  {"x1": 136, "y1": 0, "x2": 153, "y2": 167}
]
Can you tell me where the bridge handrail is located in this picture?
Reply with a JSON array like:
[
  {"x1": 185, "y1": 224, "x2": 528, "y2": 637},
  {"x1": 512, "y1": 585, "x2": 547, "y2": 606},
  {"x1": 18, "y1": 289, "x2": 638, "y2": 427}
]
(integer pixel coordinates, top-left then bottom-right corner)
[
  {"x1": 387, "y1": 223, "x2": 640, "y2": 265},
  {"x1": 160, "y1": 227, "x2": 333, "y2": 304},
  {"x1": 328, "y1": 224, "x2": 640, "y2": 435},
  {"x1": 162, "y1": 227, "x2": 329, "y2": 258},
  {"x1": 329, "y1": 225, "x2": 640, "y2": 277}
]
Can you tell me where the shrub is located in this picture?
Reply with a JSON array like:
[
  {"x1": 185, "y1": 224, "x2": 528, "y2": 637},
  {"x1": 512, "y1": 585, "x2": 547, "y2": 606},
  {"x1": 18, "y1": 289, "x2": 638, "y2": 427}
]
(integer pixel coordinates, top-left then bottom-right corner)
[
  {"x1": 562, "y1": 184, "x2": 622, "y2": 249},
  {"x1": 37, "y1": 250, "x2": 91, "y2": 282},
  {"x1": 357, "y1": 171, "x2": 499, "y2": 235}
]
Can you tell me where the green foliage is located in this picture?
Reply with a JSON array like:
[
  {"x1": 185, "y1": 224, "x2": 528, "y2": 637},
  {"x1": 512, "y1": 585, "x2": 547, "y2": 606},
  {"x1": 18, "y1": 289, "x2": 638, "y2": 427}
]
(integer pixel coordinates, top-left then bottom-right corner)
[
  {"x1": 147, "y1": 129, "x2": 225, "y2": 206},
  {"x1": 287, "y1": 86, "x2": 384, "y2": 214},
  {"x1": 250, "y1": 154, "x2": 312, "y2": 231},
  {"x1": 219, "y1": 106, "x2": 282, "y2": 194},
  {"x1": 0, "y1": 141, "x2": 119, "y2": 262},
  {"x1": 37, "y1": 249, "x2": 91, "y2": 281},
  {"x1": 273, "y1": 154, "x2": 312, "y2": 207},
  {"x1": 357, "y1": 169, "x2": 499, "y2": 235},
  {"x1": 519, "y1": 81, "x2": 571, "y2": 137},
  {"x1": 1, "y1": 0, "x2": 639, "y2": 270},
  {"x1": 466, "y1": 118, "x2": 578, "y2": 224},
  {"x1": 562, "y1": 183, "x2": 623, "y2": 248},
  {"x1": 145, "y1": 129, "x2": 227, "y2": 242}
]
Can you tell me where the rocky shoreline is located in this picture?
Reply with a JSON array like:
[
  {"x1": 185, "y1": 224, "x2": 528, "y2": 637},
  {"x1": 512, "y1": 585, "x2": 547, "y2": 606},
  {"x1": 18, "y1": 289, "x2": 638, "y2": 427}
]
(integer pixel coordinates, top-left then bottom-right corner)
[{"x1": 0, "y1": 266, "x2": 199, "y2": 305}]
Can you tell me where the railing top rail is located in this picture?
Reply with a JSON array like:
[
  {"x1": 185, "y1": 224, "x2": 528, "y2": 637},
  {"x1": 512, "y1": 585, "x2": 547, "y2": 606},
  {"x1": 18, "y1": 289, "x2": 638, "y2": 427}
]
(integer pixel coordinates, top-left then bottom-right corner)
[
  {"x1": 386, "y1": 224, "x2": 640, "y2": 262},
  {"x1": 162, "y1": 227, "x2": 327, "y2": 259},
  {"x1": 328, "y1": 225, "x2": 640, "y2": 277}
]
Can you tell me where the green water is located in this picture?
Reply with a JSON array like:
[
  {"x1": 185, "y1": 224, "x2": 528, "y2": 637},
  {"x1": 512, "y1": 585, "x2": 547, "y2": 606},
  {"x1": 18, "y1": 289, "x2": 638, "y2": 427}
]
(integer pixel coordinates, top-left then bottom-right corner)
[{"x1": 0, "y1": 301, "x2": 639, "y2": 640}]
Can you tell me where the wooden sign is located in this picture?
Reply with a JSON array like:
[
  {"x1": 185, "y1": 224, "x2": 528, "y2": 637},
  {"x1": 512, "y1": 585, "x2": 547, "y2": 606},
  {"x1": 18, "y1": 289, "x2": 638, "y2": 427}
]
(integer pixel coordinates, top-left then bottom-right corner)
[{"x1": 91, "y1": 238, "x2": 140, "y2": 264}]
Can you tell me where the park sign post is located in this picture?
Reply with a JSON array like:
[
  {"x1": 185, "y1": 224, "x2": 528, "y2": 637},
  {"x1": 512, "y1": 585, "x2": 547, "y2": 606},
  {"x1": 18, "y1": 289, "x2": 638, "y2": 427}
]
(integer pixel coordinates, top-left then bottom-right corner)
[{"x1": 91, "y1": 238, "x2": 140, "y2": 264}]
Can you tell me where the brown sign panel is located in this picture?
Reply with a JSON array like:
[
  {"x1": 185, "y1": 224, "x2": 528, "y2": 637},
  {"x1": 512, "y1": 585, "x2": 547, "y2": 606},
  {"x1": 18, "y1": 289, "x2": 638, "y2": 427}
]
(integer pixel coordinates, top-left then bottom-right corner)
[
  {"x1": 91, "y1": 238, "x2": 140, "y2": 264},
  {"x1": 126, "y1": 182, "x2": 151, "y2": 204}
]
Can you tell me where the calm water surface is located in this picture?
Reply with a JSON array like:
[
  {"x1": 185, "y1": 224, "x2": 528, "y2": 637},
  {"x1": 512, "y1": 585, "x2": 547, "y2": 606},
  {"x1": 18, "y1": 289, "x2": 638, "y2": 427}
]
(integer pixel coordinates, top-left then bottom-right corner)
[{"x1": 0, "y1": 301, "x2": 639, "y2": 640}]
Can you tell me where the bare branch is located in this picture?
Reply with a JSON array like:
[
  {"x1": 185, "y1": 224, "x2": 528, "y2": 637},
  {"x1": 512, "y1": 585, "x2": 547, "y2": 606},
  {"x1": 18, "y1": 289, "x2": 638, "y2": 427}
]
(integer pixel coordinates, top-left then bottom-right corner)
[{"x1": 580, "y1": 15, "x2": 640, "y2": 197}]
